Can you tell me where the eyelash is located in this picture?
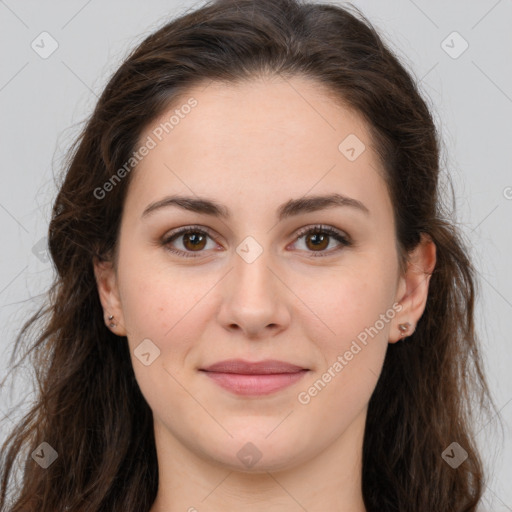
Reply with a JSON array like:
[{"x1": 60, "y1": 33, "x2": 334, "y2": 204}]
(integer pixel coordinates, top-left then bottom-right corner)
[{"x1": 161, "y1": 224, "x2": 352, "y2": 259}]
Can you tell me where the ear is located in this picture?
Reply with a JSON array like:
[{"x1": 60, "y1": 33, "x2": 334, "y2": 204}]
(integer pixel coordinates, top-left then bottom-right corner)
[
  {"x1": 389, "y1": 233, "x2": 437, "y2": 343},
  {"x1": 93, "y1": 257, "x2": 127, "y2": 336}
]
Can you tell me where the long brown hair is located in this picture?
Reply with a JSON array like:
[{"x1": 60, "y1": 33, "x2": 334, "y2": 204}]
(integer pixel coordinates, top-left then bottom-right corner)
[{"x1": 0, "y1": 0, "x2": 502, "y2": 510}]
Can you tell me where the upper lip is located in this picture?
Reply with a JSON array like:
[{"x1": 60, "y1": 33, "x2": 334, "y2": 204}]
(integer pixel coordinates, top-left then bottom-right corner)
[{"x1": 200, "y1": 359, "x2": 308, "y2": 374}]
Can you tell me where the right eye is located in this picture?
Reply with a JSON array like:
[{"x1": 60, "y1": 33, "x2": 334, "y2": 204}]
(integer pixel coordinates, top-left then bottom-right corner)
[{"x1": 161, "y1": 225, "x2": 219, "y2": 258}]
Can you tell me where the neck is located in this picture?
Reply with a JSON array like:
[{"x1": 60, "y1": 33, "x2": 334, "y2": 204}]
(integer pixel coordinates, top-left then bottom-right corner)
[{"x1": 149, "y1": 408, "x2": 368, "y2": 512}]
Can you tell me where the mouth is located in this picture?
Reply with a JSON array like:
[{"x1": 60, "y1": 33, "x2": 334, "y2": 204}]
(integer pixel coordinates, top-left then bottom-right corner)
[{"x1": 199, "y1": 359, "x2": 310, "y2": 396}]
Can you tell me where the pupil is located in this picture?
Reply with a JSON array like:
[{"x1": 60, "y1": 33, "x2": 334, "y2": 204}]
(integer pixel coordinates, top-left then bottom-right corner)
[
  {"x1": 311, "y1": 234, "x2": 324, "y2": 245},
  {"x1": 186, "y1": 233, "x2": 204, "y2": 248}
]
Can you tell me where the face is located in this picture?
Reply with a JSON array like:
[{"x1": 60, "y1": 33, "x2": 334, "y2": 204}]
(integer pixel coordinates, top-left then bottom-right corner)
[{"x1": 95, "y1": 75, "x2": 428, "y2": 473}]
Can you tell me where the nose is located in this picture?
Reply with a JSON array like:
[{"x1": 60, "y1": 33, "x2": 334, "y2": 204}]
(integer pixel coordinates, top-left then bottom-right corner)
[{"x1": 216, "y1": 248, "x2": 291, "y2": 339}]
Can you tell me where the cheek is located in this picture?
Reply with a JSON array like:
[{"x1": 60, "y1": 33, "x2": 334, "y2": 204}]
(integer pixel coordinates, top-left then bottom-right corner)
[
  {"x1": 295, "y1": 269, "x2": 393, "y2": 441},
  {"x1": 302, "y1": 255, "x2": 396, "y2": 395},
  {"x1": 314, "y1": 259, "x2": 396, "y2": 344},
  {"x1": 116, "y1": 255, "x2": 223, "y2": 405},
  {"x1": 117, "y1": 242, "x2": 209, "y2": 340},
  {"x1": 118, "y1": 263, "x2": 210, "y2": 418}
]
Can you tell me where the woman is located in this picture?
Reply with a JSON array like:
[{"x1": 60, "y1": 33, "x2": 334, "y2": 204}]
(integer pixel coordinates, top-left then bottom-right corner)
[{"x1": 0, "y1": 0, "x2": 500, "y2": 510}]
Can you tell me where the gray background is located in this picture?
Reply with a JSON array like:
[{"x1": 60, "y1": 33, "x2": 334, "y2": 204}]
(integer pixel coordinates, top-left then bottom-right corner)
[{"x1": 1, "y1": 0, "x2": 511, "y2": 509}]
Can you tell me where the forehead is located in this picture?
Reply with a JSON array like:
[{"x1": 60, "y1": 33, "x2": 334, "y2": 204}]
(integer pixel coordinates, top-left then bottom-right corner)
[
  {"x1": 126, "y1": 76, "x2": 391, "y2": 222},
  {"x1": 147, "y1": 76, "x2": 371, "y2": 164}
]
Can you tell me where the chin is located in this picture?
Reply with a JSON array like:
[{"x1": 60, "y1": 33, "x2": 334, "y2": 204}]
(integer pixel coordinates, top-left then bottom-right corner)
[{"x1": 201, "y1": 433, "x2": 310, "y2": 474}]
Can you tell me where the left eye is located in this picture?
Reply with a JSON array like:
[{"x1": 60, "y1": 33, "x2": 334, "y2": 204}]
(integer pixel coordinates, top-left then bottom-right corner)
[
  {"x1": 162, "y1": 224, "x2": 351, "y2": 258},
  {"x1": 291, "y1": 225, "x2": 352, "y2": 256}
]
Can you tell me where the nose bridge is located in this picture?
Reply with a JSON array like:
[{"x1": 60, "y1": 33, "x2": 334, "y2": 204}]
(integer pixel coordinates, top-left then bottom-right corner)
[
  {"x1": 230, "y1": 241, "x2": 278, "y2": 309},
  {"x1": 217, "y1": 238, "x2": 290, "y2": 336}
]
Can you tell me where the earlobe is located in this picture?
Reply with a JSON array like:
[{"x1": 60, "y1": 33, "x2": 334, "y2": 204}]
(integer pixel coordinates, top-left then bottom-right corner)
[
  {"x1": 92, "y1": 257, "x2": 127, "y2": 336},
  {"x1": 390, "y1": 234, "x2": 436, "y2": 343}
]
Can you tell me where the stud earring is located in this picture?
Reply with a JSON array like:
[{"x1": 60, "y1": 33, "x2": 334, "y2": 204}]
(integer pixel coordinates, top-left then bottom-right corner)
[
  {"x1": 398, "y1": 322, "x2": 412, "y2": 337},
  {"x1": 108, "y1": 314, "x2": 117, "y2": 328}
]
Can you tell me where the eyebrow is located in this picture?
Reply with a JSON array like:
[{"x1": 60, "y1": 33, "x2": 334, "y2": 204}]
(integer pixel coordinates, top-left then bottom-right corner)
[{"x1": 141, "y1": 192, "x2": 370, "y2": 221}]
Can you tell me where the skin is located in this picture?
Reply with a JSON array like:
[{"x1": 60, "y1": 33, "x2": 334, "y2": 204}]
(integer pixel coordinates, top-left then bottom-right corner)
[{"x1": 94, "y1": 75, "x2": 436, "y2": 512}]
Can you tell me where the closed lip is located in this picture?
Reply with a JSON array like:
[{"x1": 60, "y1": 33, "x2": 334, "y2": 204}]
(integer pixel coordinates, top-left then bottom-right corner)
[{"x1": 199, "y1": 358, "x2": 308, "y2": 374}]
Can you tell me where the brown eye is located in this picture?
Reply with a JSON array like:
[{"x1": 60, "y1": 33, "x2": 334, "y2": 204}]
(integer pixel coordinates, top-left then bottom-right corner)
[
  {"x1": 162, "y1": 224, "x2": 351, "y2": 259},
  {"x1": 292, "y1": 225, "x2": 352, "y2": 257},
  {"x1": 181, "y1": 232, "x2": 207, "y2": 251},
  {"x1": 304, "y1": 231, "x2": 330, "y2": 251},
  {"x1": 162, "y1": 226, "x2": 217, "y2": 258}
]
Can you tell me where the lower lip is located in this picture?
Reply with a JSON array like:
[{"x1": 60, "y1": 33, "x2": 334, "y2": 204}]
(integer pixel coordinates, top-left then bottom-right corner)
[{"x1": 201, "y1": 370, "x2": 309, "y2": 396}]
